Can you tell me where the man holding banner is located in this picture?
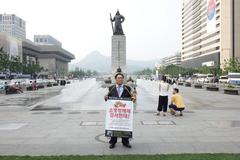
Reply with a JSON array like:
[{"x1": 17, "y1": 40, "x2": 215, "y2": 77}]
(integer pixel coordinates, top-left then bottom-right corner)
[{"x1": 104, "y1": 72, "x2": 134, "y2": 149}]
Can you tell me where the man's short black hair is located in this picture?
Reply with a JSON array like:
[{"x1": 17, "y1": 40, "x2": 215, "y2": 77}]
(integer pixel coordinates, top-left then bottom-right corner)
[
  {"x1": 115, "y1": 72, "x2": 124, "y2": 79},
  {"x1": 173, "y1": 88, "x2": 179, "y2": 93}
]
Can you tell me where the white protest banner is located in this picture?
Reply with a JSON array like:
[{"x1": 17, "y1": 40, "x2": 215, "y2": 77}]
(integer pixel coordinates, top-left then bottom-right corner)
[{"x1": 105, "y1": 99, "x2": 133, "y2": 138}]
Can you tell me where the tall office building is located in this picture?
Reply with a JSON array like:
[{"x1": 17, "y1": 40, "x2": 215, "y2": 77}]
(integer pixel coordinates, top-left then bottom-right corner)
[
  {"x1": 0, "y1": 13, "x2": 26, "y2": 39},
  {"x1": 161, "y1": 53, "x2": 182, "y2": 66},
  {"x1": 181, "y1": 0, "x2": 240, "y2": 68},
  {"x1": 34, "y1": 35, "x2": 62, "y2": 47}
]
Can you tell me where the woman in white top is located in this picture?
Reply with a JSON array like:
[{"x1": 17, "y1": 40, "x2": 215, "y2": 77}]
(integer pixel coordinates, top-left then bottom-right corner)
[{"x1": 156, "y1": 76, "x2": 170, "y2": 116}]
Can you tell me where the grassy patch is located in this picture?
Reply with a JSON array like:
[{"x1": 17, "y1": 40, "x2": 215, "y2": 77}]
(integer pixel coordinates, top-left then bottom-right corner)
[{"x1": 0, "y1": 154, "x2": 240, "y2": 160}]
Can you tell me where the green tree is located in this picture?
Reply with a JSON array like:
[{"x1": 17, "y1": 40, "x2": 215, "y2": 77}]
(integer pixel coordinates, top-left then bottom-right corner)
[
  {"x1": 134, "y1": 68, "x2": 153, "y2": 77},
  {"x1": 163, "y1": 65, "x2": 184, "y2": 77},
  {"x1": 182, "y1": 67, "x2": 196, "y2": 76},
  {"x1": 0, "y1": 47, "x2": 10, "y2": 72},
  {"x1": 9, "y1": 56, "x2": 22, "y2": 73},
  {"x1": 157, "y1": 65, "x2": 196, "y2": 77},
  {"x1": 92, "y1": 70, "x2": 98, "y2": 76},
  {"x1": 58, "y1": 67, "x2": 67, "y2": 76},
  {"x1": 210, "y1": 66, "x2": 222, "y2": 76},
  {"x1": 22, "y1": 61, "x2": 41, "y2": 75},
  {"x1": 198, "y1": 66, "x2": 211, "y2": 74},
  {"x1": 86, "y1": 70, "x2": 92, "y2": 77},
  {"x1": 198, "y1": 65, "x2": 223, "y2": 76},
  {"x1": 223, "y1": 58, "x2": 240, "y2": 73},
  {"x1": 69, "y1": 68, "x2": 98, "y2": 78}
]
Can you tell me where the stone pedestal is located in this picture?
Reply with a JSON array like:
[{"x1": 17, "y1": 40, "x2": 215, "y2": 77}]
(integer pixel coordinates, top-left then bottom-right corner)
[{"x1": 111, "y1": 35, "x2": 126, "y2": 74}]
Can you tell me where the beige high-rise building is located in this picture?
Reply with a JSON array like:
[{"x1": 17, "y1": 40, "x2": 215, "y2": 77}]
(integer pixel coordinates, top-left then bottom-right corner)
[
  {"x1": 161, "y1": 53, "x2": 181, "y2": 66},
  {"x1": 181, "y1": 0, "x2": 240, "y2": 68}
]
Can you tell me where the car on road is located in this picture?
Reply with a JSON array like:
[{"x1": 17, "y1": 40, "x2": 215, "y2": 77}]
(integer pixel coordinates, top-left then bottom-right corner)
[
  {"x1": 194, "y1": 74, "x2": 214, "y2": 83},
  {"x1": 195, "y1": 74, "x2": 207, "y2": 83},
  {"x1": 36, "y1": 79, "x2": 45, "y2": 88},
  {"x1": 185, "y1": 77, "x2": 193, "y2": 83},
  {"x1": 178, "y1": 77, "x2": 186, "y2": 82},
  {"x1": 0, "y1": 73, "x2": 6, "y2": 79},
  {"x1": 204, "y1": 74, "x2": 214, "y2": 83},
  {"x1": 219, "y1": 75, "x2": 228, "y2": 84},
  {"x1": 0, "y1": 80, "x2": 8, "y2": 92},
  {"x1": 228, "y1": 72, "x2": 240, "y2": 85}
]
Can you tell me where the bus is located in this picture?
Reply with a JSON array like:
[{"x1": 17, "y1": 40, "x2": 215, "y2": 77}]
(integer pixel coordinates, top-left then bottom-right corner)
[{"x1": 228, "y1": 73, "x2": 240, "y2": 85}]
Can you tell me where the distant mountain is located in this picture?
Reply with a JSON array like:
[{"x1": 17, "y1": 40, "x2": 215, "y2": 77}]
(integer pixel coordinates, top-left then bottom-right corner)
[
  {"x1": 69, "y1": 51, "x2": 156, "y2": 73},
  {"x1": 127, "y1": 59, "x2": 156, "y2": 73}
]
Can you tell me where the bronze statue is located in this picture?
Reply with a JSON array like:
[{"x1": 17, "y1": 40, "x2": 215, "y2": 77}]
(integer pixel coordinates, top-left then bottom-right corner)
[{"x1": 110, "y1": 10, "x2": 125, "y2": 35}]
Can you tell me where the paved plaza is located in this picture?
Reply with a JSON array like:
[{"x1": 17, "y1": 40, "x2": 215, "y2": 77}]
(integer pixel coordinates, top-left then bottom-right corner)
[{"x1": 0, "y1": 79, "x2": 240, "y2": 155}]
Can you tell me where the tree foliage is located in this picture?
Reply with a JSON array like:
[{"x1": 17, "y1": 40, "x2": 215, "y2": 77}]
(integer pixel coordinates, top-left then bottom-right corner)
[
  {"x1": 157, "y1": 65, "x2": 197, "y2": 77},
  {"x1": 134, "y1": 68, "x2": 153, "y2": 77},
  {"x1": 0, "y1": 47, "x2": 41, "y2": 76},
  {"x1": 0, "y1": 47, "x2": 10, "y2": 72},
  {"x1": 223, "y1": 58, "x2": 240, "y2": 73},
  {"x1": 68, "y1": 68, "x2": 98, "y2": 78},
  {"x1": 135, "y1": 65, "x2": 223, "y2": 77}
]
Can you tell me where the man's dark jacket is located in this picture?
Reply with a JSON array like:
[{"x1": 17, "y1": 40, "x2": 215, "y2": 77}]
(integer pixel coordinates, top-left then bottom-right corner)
[{"x1": 107, "y1": 85, "x2": 132, "y2": 99}]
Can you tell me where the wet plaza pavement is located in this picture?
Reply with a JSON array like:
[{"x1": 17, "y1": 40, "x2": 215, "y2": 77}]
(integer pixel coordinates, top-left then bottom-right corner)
[{"x1": 0, "y1": 79, "x2": 240, "y2": 155}]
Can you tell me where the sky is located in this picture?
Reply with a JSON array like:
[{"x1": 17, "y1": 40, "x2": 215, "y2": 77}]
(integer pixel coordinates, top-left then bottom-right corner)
[{"x1": 0, "y1": 0, "x2": 182, "y2": 62}]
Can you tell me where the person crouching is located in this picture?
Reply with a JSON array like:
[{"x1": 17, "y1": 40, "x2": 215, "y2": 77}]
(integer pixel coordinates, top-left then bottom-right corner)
[{"x1": 169, "y1": 88, "x2": 185, "y2": 116}]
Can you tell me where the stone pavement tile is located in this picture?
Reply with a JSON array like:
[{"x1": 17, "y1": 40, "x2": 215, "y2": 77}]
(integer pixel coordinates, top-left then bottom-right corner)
[
  {"x1": 195, "y1": 136, "x2": 233, "y2": 142},
  {"x1": 148, "y1": 142, "x2": 196, "y2": 154},
  {"x1": 13, "y1": 144, "x2": 64, "y2": 156},
  {"x1": 203, "y1": 129, "x2": 240, "y2": 137},
  {"x1": 162, "y1": 136, "x2": 196, "y2": 143},
  {"x1": 141, "y1": 121, "x2": 158, "y2": 125},
  {"x1": 229, "y1": 137, "x2": 240, "y2": 149},
  {"x1": 13, "y1": 129, "x2": 52, "y2": 138},
  {"x1": 13, "y1": 144, "x2": 105, "y2": 156},
  {"x1": 161, "y1": 130, "x2": 205, "y2": 137},
  {"x1": 0, "y1": 138, "x2": 26, "y2": 145},
  {"x1": 0, "y1": 144, "x2": 19, "y2": 155},
  {"x1": 5, "y1": 142, "x2": 238, "y2": 155},
  {"x1": 192, "y1": 142, "x2": 240, "y2": 153},
  {"x1": 22, "y1": 138, "x2": 63, "y2": 145},
  {"x1": 234, "y1": 142, "x2": 240, "y2": 149},
  {"x1": 228, "y1": 136, "x2": 240, "y2": 143},
  {"x1": 56, "y1": 144, "x2": 105, "y2": 155},
  {"x1": 103, "y1": 143, "x2": 151, "y2": 155},
  {"x1": 0, "y1": 123, "x2": 28, "y2": 130},
  {"x1": 133, "y1": 136, "x2": 165, "y2": 144},
  {"x1": 60, "y1": 136, "x2": 101, "y2": 144}
]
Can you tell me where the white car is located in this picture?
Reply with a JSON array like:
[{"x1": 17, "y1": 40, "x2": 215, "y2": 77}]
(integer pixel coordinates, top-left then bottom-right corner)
[
  {"x1": 25, "y1": 79, "x2": 34, "y2": 87},
  {"x1": 204, "y1": 74, "x2": 214, "y2": 83},
  {"x1": 48, "y1": 79, "x2": 56, "y2": 84},
  {"x1": 36, "y1": 79, "x2": 46, "y2": 88},
  {"x1": 178, "y1": 77, "x2": 186, "y2": 82},
  {"x1": 219, "y1": 76, "x2": 228, "y2": 84},
  {"x1": 186, "y1": 77, "x2": 193, "y2": 83},
  {"x1": 197, "y1": 77, "x2": 205, "y2": 83}
]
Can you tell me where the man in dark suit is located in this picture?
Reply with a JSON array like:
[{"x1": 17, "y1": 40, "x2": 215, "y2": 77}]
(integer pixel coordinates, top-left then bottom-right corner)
[{"x1": 104, "y1": 72, "x2": 133, "y2": 149}]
